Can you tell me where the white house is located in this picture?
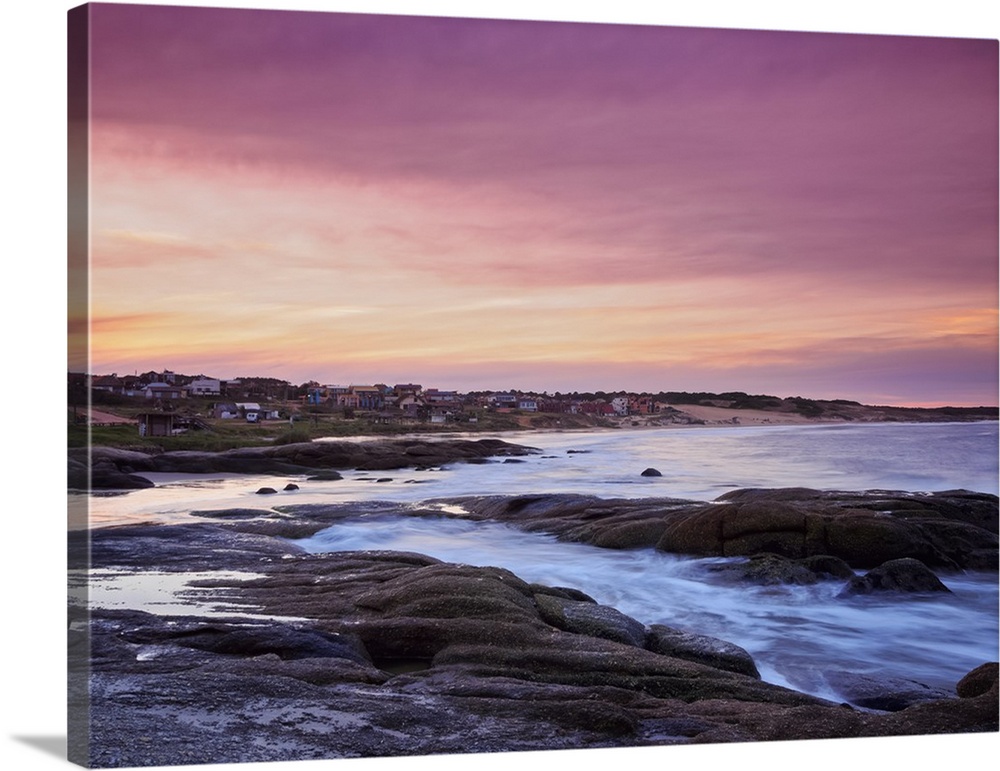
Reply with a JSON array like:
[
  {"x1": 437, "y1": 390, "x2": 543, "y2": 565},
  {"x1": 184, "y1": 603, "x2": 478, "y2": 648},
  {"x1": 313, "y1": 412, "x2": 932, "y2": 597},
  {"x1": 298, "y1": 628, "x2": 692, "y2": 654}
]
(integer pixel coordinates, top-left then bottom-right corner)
[
  {"x1": 611, "y1": 397, "x2": 629, "y2": 416},
  {"x1": 144, "y1": 382, "x2": 186, "y2": 400},
  {"x1": 187, "y1": 378, "x2": 222, "y2": 396}
]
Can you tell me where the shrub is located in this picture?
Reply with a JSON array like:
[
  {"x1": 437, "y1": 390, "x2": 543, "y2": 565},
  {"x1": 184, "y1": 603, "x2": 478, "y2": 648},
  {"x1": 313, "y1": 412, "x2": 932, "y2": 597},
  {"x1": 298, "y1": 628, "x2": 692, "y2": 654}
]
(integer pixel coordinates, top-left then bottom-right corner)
[{"x1": 272, "y1": 428, "x2": 313, "y2": 445}]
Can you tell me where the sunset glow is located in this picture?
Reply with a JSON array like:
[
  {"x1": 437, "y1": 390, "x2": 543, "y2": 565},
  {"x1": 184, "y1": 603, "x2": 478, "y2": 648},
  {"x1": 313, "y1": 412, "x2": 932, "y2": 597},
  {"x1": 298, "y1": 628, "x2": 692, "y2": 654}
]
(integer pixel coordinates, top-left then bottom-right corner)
[{"x1": 83, "y1": 3, "x2": 998, "y2": 405}]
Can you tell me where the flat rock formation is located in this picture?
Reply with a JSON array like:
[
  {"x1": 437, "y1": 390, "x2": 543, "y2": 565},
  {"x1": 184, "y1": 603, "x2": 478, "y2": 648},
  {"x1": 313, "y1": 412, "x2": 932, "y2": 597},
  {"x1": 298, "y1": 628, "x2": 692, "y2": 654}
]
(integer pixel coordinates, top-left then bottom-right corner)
[
  {"x1": 74, "y1": 513, "x2": 998, "y2": 767},
  {"x1": 69, "y1": 438, "x2": 539, "y2": 489},
  {"x1": 443, "y1": 488, "x2": 998, "y2": 570}
]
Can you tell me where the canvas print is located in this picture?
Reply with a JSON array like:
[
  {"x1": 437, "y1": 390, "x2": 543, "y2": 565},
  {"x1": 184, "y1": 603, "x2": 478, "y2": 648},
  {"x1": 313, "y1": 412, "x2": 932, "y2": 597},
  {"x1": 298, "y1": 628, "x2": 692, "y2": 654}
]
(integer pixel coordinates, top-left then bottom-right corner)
[{"x1": 67, "y1": 2, "x2": 999, "y2": 768}]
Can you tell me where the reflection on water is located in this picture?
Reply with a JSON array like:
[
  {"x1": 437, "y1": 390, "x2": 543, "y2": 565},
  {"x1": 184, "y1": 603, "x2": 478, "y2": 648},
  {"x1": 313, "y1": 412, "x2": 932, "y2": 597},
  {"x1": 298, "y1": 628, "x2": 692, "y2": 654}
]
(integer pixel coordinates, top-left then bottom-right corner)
[
  {"x1": 86, "y1": 423, "x2": 999, "y2": 528},
  {"x1": 77, "y1": 569, "x2": 271, "y2": 618}
]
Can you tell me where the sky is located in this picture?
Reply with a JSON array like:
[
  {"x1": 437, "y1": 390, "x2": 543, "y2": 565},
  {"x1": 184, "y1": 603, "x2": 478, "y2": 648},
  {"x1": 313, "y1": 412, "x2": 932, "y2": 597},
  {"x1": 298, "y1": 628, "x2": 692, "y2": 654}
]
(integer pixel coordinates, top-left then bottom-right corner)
[{"x1": 75, "y1": 1, "x2": 998, "y2": 405}]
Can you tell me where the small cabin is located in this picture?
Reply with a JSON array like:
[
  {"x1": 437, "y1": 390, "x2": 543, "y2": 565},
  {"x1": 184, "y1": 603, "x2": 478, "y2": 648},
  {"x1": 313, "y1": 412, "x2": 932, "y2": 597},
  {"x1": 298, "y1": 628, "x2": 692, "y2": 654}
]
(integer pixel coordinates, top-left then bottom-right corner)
[{"x1": 136, "y1": 412, "x2": 177, "y2": 437}]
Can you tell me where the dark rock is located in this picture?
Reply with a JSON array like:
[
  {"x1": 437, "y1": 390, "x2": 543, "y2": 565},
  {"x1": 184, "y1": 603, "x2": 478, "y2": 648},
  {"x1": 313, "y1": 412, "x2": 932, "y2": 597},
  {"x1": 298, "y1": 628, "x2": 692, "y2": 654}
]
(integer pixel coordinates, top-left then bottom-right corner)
[
  {"x1": 255, "y1": 487, "x2": 278, "y2": 495},
  {"x1": 81, "y1": 523, "x2": 1000, "y2": 766},
  {"x1": 447, "y1": 494, "x2": 694, "y2": 551},
  {"x1": 645, "y1": 624, "x2": 761, "y2": 678},
  {"x1": 799, "y1": 554, "x2": 855, "y2": 579},
  {"x1": 534, "y1": 594, "x2": 647, "y2": 647},
  {"x1": 956, "y1": 662, "x2": 998, "y2": 698},
  {"x1": 528, "y1": 584, "x2": 598, "y2": 604},
  {"x1": 283, "y1": 483, "x2": 299, "y2": 491},
  {"x1": 82, "y1": 523, "x2": 307, "y2": 571},
  {"x1": 75, "y1": 453, "x2": 156, "y2": 490},
  {"x1": 710, "y1": 553, "x2": 856, "y2": 586},
  {"x1": 587, "y1": 518, "x2": 672, "y2": 550},
  {"x1": 189, "y1": 508, "x2": 275, "y2": 520},
  {"x1": 640, "y1": 468, "x2": 663, "y2": 477},
  {"x1": 120, "y1": 620, "x2": 372, "y2": 664},
  {"x1": 839, "y1": 558, "x2": 951, "y2": 596},
  {"x1": 824, "y1": 671, "x2": 956, "y2": 711},
  {"x1": 305, "y1": 470, "x2": 343, "y2": 481},
  {"x1": 78, "y1": 438, "x2": 538, "y2": 480},
  {"x1": 440, "y1": 489, "x2": 997, "y2": 570},
  {"x1": 353, "y1": 563, "x2": 541, "y2": 627},
  {"x1": 710, "y1": 553, "x2": 820, "y2": 585},
  {"x1": 427, "y1": 636, "x2": 817, "y2": 706},
  {"x1": 655, "y1": 489, "x2": 998, "y2": 569}
]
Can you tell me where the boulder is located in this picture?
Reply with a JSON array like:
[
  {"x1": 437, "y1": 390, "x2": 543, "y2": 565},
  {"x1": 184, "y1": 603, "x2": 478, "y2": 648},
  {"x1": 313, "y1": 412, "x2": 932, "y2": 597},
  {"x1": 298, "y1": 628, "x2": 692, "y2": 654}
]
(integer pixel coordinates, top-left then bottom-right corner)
[
  {"x1": 534, "y1": 594, "x2": 647, "y2": 647},
  {"x1": 640, "y1": 468, "x2": 663, "y2": 477},
  {"x1": 189, "y1": 508, "x2": 274, "y2": 520},
  {"x1": 709, "y1": 553, "x2": 822, "y2": 585},
  {"x1": 77, "y1": 455, "x2": 156, "y2": 490},
  {"x1": 824, "y1": 671, "x2": 956, "y2": 711},
  {"x1": 645, "y1": 624, "x2": 761, "y2": 678},
  {"x1": 655, "y1": 489, "x2": 998, "y2": 569},
  {"x1": 709, "y1": 553, "x2": 857, "y2": 586},
  {"x1": 354, "y1": 563, "x2": 542, "y2": 625},
  {"x1": 839, "y1": 558, "x2": 951, "y2": 596},
  {"x1": 306, "y1": 470, "x2": 343, "y2": 481},
  {"x1": 799, "y1": 554, "x2": 855, "y2": 579},
  {"x1": 956, "y1": 662, "x2": 998, "y2": 698}
]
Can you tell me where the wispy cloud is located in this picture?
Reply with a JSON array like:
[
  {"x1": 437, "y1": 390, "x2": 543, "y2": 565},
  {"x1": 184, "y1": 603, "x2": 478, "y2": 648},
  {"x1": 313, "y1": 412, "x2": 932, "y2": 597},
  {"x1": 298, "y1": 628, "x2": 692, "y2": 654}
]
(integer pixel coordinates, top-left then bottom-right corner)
[{"x1": 84, "y1": 5, "x2": 998, "y2": 405}]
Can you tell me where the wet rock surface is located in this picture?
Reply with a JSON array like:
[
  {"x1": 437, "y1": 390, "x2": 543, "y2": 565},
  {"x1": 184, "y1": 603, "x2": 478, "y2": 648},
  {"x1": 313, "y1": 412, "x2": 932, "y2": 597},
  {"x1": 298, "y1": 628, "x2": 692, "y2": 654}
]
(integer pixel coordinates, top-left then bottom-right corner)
[
  {"x1": 823, "y1": 672, "x2": 957, "y2": 712},
  {"x1": 707, "y1": 552, "x2": 853, "y2": 586},
  {"x1": 71, "y1": 438, "x2": 539, "y2": 489},
  {"x1": 840, "y1": 557, "x2": 953, "y2": 595},
  {"x1": 446, "y1": 488, "x2": 998, "y2": 570},
  {"x1": 645, "y1": 624, "x2": 761, "y2": 679},
  {"x1": 78, "y1": 508, "x2": 999, "y2": 767}
]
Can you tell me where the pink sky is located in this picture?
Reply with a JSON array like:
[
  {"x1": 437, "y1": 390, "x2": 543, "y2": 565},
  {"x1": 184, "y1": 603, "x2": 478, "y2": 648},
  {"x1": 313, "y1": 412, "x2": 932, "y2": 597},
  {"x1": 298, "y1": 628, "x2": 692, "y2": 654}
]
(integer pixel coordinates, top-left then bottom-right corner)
[{"x1": 80, "y1": 3, "x2": 998, "y2": 405}]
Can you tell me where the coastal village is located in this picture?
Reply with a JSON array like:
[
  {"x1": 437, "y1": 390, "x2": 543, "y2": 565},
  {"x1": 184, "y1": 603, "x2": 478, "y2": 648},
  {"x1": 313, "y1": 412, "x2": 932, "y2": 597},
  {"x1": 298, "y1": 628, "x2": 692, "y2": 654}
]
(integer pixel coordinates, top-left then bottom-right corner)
[{"x1": 68, "y1": 369, "x2": 998, "y2": 442}]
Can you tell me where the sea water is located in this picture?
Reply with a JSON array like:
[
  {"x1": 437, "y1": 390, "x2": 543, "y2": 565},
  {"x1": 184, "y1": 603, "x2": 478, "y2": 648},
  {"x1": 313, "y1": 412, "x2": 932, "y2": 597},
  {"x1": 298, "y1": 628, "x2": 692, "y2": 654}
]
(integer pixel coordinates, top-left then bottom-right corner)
[
  {"x1": 85, "y1": 421, "x2": 999, "y2": 700},
  {"x1": 86, "y1": 421, "x2": 1000, "y2": 525},
  {"x1": 295, "y1": 513, "x2": 998, "y2": 699}
]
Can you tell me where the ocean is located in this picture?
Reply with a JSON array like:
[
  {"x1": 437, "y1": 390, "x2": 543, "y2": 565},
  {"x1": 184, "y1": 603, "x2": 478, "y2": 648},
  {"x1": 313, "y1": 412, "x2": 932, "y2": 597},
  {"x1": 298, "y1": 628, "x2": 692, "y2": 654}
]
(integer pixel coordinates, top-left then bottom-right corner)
[{"x1": 84, "y1": 421, "x2": 999, "y2": 700}]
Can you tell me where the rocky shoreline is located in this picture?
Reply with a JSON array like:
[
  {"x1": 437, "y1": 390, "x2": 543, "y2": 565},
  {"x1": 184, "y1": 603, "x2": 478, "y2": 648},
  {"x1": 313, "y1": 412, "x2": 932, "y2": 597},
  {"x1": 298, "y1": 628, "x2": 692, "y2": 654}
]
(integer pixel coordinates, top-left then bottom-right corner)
[
  {"x1": 71, "y1": 483, "x2": 998, "y2": 767},
  {"x1": 435, "y1": 487, "x2": 1000, "y2": 570},
  {"x1": 69, "y1": 437, "x2": 540, "y2": 490}
]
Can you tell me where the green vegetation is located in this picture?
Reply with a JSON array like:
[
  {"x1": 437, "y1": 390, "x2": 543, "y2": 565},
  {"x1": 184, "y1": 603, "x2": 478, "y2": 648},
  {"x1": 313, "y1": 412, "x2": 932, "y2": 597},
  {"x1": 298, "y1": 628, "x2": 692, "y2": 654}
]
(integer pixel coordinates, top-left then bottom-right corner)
[
  {"x1": 789, "y1": 397, "x2": 825, "y2": 418},
  {"x1": 70, "y1": 379, "x2": 999, "y2": 452},
  {"x1": 70, "y1": 405, "x2": 538, "y2": 450},
  {"x1": 272, "y1": 427, "x2": 314, "y2": 445}
]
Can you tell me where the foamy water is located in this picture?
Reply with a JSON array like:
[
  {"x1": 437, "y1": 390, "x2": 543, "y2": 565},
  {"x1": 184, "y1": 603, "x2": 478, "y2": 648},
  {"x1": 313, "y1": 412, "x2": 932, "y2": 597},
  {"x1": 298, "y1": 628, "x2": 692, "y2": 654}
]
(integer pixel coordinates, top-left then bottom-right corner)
[
  {"x1": 84, "y1": 421, "x2": 999, "y2": 700},
  {"x1": 295, "y1": 513, "x2": 998, "y2": 698}
]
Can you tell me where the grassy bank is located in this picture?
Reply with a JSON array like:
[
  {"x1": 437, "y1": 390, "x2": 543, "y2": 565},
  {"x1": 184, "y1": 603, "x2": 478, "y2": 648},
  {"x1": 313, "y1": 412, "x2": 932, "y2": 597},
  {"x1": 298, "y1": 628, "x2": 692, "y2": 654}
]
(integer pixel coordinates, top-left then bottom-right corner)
[
  {"x1": 67, "y1": 411, "x2": 565, "y2": 451},
  {"x1": 69, "y1": 399, "x2": 996, "y2": 452}
]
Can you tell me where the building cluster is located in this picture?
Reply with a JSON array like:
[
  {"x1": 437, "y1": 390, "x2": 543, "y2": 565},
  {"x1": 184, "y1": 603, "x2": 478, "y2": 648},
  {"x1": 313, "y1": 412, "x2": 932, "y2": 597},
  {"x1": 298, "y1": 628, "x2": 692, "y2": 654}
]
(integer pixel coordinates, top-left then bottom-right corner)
[
  {"x1": 300, "y1": 383, "x2": 671, "y2": 424},
  {"x1": 79, "y1": 370, "x2": 677, "y2": 424}
]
